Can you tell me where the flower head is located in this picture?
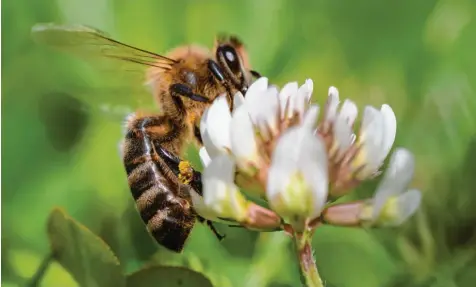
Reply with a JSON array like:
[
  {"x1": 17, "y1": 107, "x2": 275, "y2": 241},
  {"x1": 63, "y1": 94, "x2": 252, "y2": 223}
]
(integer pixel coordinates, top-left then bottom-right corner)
[{"x1": 196, "y1": 77, "x2": 420, "y2": 234}]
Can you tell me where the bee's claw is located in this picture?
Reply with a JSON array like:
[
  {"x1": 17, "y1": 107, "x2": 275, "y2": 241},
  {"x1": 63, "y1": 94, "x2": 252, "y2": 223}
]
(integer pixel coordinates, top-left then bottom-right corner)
[
  {"x1": 250, "y1": 70, "x2": 262, "y2": 79},
  {"x1": 206, "y1": 220, "x2": 226, "y2": 241}
]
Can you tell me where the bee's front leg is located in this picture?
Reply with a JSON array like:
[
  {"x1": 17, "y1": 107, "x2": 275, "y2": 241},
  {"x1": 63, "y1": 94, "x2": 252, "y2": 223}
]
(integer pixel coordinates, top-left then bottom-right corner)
[
  {"x1": 156, "y1": 145, "x2": 226, "y2": 241},
  {"x1": 250, "y1": 70, "x2": 262, "y2": 79},
  {"x1": 207, "y1": 59, "x2": 234, "y2": 110}
]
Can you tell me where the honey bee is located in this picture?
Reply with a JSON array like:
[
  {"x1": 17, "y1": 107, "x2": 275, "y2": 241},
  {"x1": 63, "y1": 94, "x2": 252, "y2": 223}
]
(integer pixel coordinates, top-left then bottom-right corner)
[{"x1": 32, "y1": 23, "x2": 261, "y2": 252}]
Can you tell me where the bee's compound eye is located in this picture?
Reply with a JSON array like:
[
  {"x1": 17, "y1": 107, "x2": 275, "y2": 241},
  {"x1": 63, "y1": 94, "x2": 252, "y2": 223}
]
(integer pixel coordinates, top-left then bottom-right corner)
[
  {"x1": 218, "y1": 45, "x2": 240, "y2": 74},
  {"x1": 225, "y1": 50, "x2": 235, "y2": 63}
]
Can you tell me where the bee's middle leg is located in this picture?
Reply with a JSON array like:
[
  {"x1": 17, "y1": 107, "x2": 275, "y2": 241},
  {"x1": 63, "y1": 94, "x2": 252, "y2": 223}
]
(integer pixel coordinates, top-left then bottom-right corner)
[
  {"x1": 156, "y1": 145, "x2": 226, "y2": 241},
  {"x1": 170, "y1": 83, "x2": 210, "y2": 103},
  {"x1": 197, "y1": 216, "x2": 226, "y2": 241}
]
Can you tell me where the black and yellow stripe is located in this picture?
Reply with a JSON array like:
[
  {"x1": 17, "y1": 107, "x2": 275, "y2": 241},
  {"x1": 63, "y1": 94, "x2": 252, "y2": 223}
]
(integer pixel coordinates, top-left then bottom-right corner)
[{"x1": 122, "y1": 114, "x2": 195, "y2": 252}]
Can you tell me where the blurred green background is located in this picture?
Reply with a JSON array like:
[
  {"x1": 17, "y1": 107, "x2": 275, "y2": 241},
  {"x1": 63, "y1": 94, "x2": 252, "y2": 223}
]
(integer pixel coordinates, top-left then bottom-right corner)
[{"x1": 2, "y1": 0, "x2": 476, "y2": 286}]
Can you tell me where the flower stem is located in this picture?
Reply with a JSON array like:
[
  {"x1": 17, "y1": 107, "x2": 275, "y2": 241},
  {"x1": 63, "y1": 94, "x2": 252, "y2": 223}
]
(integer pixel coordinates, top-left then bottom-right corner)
[
  {"x1": 26, "y1": 252, "x2": 54, "y2": 287},
  {"x1": 294, "y1": 232, "x2": 323, "y2": 287}
]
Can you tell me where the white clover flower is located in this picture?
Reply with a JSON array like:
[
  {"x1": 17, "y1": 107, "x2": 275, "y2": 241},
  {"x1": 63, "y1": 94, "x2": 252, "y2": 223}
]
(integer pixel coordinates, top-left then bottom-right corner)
[
  {"x1": 239, "y1": 77, "x2": 280, "y2": 139},
  {"x1": 354, "y1": 104, "x2": 397, "y2": 178},
  {"x1": 194, "y1": 152, "x2": 282, "y2": 230},
  {"x1": 193, "y1": 154, "x2": 248, "y2": 223},
  {"x1": 196, "y1": 76, "x2": 420, "y2": 234},
  {"x1": 321, "y1": 148, "x2": 422, "y2": 227},
  {"x1": 360, "y1": 148, "x2": 422, "y2": 226},
  {"x1": 266, "y1": 125, "x2": 327, "y2": 232},
  {"x1": 198, "y1": 147, "x2": 212, "y2": 167},
  {"x1": 199, "y1": 95, "x2": 232, "y2": 160},
  {"x1": 229, "y1": 99, "x2": 261, "y2": 173},
  {"x1": 278, "y1": 79, "x2": 313, "y2": 121},
  {"x1": 201, "y1": 77, "x2": 315, "y2": 173},
  {"x1": 319, "y1": 86, "x2": 397, "y2": 196}
]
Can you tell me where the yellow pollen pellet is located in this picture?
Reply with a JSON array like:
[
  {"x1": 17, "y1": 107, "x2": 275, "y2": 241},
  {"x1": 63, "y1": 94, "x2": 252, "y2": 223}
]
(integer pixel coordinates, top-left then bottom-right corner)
[
  {"x1": 178, "y1": 161, "x2": 193, "y2": 184},
  {"x1": 179, "y1": 160, "x2": 191, "y2": 173}
]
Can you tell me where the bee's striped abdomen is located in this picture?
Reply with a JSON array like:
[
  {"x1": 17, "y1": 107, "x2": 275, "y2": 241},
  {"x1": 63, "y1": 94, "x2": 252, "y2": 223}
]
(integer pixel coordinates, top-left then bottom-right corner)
[{"x1": 122, "y1": 115, "x2": 196, "y2": 252}]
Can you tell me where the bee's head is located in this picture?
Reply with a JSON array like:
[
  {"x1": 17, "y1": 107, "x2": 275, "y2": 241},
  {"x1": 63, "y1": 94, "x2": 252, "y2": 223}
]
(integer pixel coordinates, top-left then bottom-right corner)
[{"x1": 214, "y1": 34, "x2": 254, "y2": 94}]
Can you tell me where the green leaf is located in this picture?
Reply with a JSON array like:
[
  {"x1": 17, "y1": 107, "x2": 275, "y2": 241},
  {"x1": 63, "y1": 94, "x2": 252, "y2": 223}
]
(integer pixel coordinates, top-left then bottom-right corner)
[
  {"x1": 126, "y1": 266, "x2": 213, "y2": 287},
  {"x1": 47, "y1": 208, "x2": 126, "y2": 287},
  {"x1": 40, "y1": 261, "x2": 79, "y2": 287},
  {"x1": 312, "y1": 226, "x2": 397, "y2": 287}
]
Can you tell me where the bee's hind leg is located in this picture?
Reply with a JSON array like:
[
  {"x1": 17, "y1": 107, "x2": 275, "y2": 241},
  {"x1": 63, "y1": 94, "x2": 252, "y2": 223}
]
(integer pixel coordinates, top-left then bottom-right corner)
[
  {"x1": 156, "y1": 145, "x2": 226, "y2": 241},
  {"x1": 156, "y1": 145, "x2": 202, "y2": 194}
]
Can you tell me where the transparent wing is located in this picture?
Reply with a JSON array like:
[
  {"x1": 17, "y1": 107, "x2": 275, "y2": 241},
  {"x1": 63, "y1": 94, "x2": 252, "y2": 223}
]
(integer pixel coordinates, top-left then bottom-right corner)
[
  {"x1": 32, "y1": 23, "x2": 177, "y2": 69},
  {"x1": 31, "y1": 23, "x2": 175, "y2": 118}
]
